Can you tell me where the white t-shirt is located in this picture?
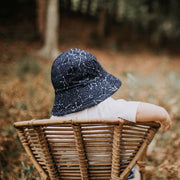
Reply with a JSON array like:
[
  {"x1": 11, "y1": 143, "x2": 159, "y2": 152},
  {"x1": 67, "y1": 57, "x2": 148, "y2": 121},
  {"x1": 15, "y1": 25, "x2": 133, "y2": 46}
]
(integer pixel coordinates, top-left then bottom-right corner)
[
  {"x1": 51, "y1": 97, "x2": 140, "y2": 122},
  {"x1": 50, "y1": 97, "x2": 140, "y2": 179}
]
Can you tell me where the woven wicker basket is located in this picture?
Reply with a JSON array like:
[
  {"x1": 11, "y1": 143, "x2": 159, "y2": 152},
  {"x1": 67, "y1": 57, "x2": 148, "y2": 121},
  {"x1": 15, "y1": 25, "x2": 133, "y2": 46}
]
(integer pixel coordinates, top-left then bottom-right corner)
[{"x1": 14, "y1": 118, "x2": 160, "y2": 180}]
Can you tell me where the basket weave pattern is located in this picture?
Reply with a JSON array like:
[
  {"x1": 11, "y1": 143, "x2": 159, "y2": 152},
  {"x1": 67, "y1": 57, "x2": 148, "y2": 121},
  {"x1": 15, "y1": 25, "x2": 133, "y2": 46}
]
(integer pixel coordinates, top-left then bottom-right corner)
[{"x1": 14, "y1": 118, "x2": 160, "y2": 180}]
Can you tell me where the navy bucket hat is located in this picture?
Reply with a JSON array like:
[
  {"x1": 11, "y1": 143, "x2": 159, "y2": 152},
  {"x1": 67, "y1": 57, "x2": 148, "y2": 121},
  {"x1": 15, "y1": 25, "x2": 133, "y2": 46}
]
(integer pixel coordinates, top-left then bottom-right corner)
[{"x1": 51, "y1": 48, "x2": 121, "y2": 116}]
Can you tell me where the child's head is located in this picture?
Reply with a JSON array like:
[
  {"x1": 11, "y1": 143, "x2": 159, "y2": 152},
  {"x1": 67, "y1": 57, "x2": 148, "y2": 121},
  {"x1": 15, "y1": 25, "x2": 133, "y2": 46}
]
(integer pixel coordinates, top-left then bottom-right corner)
[{"x1": 51, "y1": 48, "x2": 121, "y2": 116}]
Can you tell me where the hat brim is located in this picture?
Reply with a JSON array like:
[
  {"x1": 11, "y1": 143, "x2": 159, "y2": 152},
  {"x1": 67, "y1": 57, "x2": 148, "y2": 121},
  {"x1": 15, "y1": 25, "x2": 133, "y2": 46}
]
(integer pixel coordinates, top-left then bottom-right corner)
[{"x1": 51, "y1": 73, "x2": 121, "y2": 116}]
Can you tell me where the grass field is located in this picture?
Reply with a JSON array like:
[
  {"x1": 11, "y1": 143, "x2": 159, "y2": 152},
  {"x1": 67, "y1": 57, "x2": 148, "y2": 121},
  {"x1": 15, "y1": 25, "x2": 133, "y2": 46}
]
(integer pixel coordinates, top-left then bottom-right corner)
[{"x1": 0, "y1": 36, "x2": 180, "y2": 179}]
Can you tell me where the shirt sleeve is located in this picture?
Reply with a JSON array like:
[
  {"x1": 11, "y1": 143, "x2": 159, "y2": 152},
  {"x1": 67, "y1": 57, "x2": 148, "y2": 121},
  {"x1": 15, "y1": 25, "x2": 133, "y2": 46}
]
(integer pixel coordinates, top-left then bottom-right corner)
[{"x1": 110, "y1": 99, "x2": 140, "y2": 122}]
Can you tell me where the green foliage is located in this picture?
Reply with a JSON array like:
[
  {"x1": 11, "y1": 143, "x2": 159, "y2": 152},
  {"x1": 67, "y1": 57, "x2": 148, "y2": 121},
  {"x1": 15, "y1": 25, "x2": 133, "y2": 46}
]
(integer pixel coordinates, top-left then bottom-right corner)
[{"x1": 65, "y1": 0, "x2": 180, "y2": 42}]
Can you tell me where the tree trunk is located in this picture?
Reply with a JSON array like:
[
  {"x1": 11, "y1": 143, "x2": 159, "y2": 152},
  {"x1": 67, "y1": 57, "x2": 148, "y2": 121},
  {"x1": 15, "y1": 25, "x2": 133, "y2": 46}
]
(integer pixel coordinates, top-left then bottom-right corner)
[
  {"x1": 78, "y1": 0, "x2": 83, "y2": 12},
  {"x1": 38, "y1": 0, "x2": 60, "y2": 59},
  {"x1": 97, "y1": 9, "x2": 107, "y2": 38},
  {"x1": 112, "y1": 0, "x2": 118, "y2": 19},
  {"x1": 86, "y1": 0, "x2": 91, "y2": 15},
  {"x1": 36, "y1": 0, "x2": 47, "y2": 41},
  {"x1": 65, "y1": 0, "x2": 71, "y2": 10}
]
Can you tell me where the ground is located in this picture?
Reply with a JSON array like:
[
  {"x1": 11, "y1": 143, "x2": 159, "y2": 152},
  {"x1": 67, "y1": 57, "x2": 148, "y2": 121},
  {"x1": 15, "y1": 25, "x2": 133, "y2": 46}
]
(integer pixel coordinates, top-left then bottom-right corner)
[{"x1": 0, "y1": 15, "x2": 180, "y2": 179}]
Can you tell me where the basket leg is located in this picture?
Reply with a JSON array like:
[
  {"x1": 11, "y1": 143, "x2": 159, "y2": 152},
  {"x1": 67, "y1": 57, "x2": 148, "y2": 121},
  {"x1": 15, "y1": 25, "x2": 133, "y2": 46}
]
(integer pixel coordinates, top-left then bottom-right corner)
[{"x1": 138, "y1": 148, "x2": 147, "y2": 180}]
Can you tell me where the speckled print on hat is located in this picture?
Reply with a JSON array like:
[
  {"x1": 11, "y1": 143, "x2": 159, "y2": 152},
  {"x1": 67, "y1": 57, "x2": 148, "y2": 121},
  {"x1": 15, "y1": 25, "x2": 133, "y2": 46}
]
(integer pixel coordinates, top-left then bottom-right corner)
[{"x1": 51, "y1": 48, "x2": 121, "y2": 116}]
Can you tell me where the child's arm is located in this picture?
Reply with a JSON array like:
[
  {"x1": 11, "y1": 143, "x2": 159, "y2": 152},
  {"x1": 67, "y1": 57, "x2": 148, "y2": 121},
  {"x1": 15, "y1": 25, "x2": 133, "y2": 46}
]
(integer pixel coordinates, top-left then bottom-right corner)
[{"x1": 136, "y1": 103, "x2": 172, "y2": 133}]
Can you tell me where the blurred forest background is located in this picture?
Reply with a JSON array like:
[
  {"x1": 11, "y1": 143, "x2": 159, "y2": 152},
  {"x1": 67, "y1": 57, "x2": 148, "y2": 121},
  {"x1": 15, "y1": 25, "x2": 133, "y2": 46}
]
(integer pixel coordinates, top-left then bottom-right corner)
[{"x1": 0, "y1": 0, "x2": 180, "y2": 179}]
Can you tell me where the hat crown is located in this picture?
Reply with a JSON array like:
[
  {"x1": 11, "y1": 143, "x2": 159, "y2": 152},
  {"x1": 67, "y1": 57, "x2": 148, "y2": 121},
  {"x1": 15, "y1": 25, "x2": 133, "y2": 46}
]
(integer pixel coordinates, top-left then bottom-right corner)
[
  {"x1": 51, "y1": 49, "x2": 105, "y2": 91},
  {"x1": 51, "y1": 48, "x2": 121, "y2": 116}
]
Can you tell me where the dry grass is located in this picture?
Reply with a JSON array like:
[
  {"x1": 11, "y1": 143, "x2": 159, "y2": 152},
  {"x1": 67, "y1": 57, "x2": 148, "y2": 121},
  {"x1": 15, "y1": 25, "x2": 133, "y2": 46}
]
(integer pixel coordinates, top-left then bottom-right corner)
[{"x1": 0, "y1": 42, "x2": 180, "y2": 179}]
